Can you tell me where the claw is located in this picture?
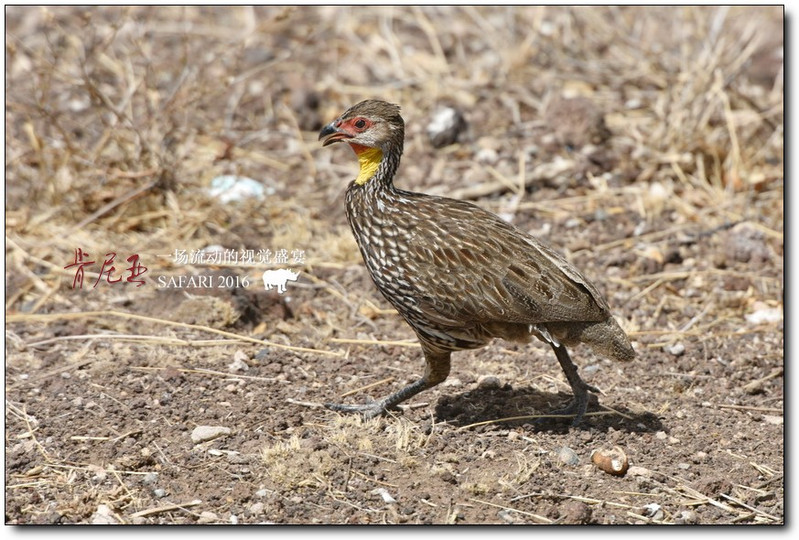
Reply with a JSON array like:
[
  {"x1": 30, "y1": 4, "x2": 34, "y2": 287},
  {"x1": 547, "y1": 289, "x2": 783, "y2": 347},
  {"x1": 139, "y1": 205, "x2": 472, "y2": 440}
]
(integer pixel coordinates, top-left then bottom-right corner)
[{"x1": 325, "y1": 401, "x2": 388, "y2": 419}]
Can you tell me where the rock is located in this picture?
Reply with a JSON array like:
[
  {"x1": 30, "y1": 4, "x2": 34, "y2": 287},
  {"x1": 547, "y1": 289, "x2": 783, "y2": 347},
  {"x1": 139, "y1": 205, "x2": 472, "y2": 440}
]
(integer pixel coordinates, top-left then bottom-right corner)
[
  {"x1": 643, "y1": 502, "x2": 664, "y2": 520},
  {"x1": 477, "y1": 375, "x2": 501, "y2": 390},
  {"x1": 665, "y1": 342, "x2": 685, "y2": 356},
  {"x1": 142, "y1": 472, "x2": 159, "y2": 485},
  {"x1": 675, "y1": 509, "x2": 699, "y2": 524},
  {"x1": 371, "y1": 487, "x2": 397, "y2": 504},
  {"x1": 191, "y1": 425, "x2": 232, "y2": 444},
  {"x1": 198, "y1": 511, "x2": 219, "y2": 524},
  {"x1": 228, "y1": 350, "x2": 250, "y2": 372},
  {"x1": 560, "y1": 500, "x2": 592, "y2": 524},
  {"x1": 745, "y1": 305, "x2": 783, "y2": 325},
  {"x1": 248, "y1": 502, "x2": 265, "y2": 516},
  {"x1": 557, "y1": 446, "x2": 580, "y2": 466},
  {"x1": 90, "y1": 504, "x2": 117, "y2": 525},
  {"x1": 426, "y1": 106, "x2": 467, "y2": 148}
]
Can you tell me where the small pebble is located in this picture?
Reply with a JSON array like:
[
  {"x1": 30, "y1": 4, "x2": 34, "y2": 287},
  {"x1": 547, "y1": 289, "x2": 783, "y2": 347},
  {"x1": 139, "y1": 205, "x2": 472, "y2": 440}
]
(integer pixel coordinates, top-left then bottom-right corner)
[
  {"x1": 248, "y1": 502, "x2": 265, "y2": 516},
  {"x1": 475, "y1": 147, "x2": 498, "y2": 163},
  {"x1": 477, "y1": 375, "x2": 501, "y2": 390},
  {"x1": 90, "y1": 504, "x2": 116, "y2": 525},
  {"x1": 557, "y1": 446, "x2": 580, "y2": 466},
  {"x1": 426, "y1": 106, "x2": 467, "y2": 148},
  {"x1": 142, "y1": 472, "x2": 159, "y2": 485},
  {"x1": 665, "y1": 342, "x2": 685, "y2": 356},
  {"x1": 643, "y1": 502, "x2": 664, "y2": 520},
  {"x1": 198, "y1": 511, "x2": 219, "y2": 524},
  {"x1": 560, "y1": 500, "x2": 592, "y2": 524},
  {"x1": 228, "y1": 351, "x2": 250, "y2": 372},
  {"x1": 675, "y1": 509, "x2": 698, "y2": 524},
  {"x1": 372, "y1": 487, "x2": 397, "y2": 504},
  {"x1": 191, "y1": 425, "x2": 232, "y2": 444}
]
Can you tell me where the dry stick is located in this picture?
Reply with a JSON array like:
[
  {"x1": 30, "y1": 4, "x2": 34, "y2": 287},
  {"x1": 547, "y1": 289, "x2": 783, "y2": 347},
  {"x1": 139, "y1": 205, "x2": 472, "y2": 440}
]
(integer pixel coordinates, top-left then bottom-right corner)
[
  {"x1": 719, "y1": 493, "x2": 780, "y2": 523},
  {"x1": 25, "y1": 334, "x2": 235, "y2": 349},
  {"x1": 741, "y1": 367, "x2": 783, "y2": 394},
  {"x1": 130, "y1": 500, "x2": 203, "y2": 520},
  {"x1": 330, "y1": 337, "x2": 420, "y2": 348},
  {"x1": 449, "y1": 158, "x2": 575, "y2": 201},
  {"x1": 8, "y1": 310, "x2": 342, "y2": 357},
  {"x1": 627, "y1": 277, "x2": 666, "y2": 303},
  {"x1": 286, "y1": 398, "x2": 325, "y2": 410},
  {"x1": 456, "y1": 409, "x2": 625, "y2": 431},
  {"x1": 132, "y1": 366, "x2": 279, "y2": 383},
  {"x1": 43, "y1": 463, "x2": 156, "y2": 476},
  {"x1": 340, "y1": 377, "x2": 395, "y2": 398},
  {"x1": 6, "y1": 236, "x2": 100, "y2": 280},
  {"x1": 714, "y1": 404, "x2": 783, "y2": 414},
  {"x1": 467, "y1": 498, "x2": 552, "y2": 524},
  {"x1": 70, "y1": 179, "x2": 159, "y2": 233}
]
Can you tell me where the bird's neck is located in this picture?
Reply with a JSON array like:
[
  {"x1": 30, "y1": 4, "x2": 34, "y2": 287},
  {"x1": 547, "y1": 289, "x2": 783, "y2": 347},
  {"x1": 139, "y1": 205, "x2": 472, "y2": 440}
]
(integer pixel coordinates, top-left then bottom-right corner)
[{"x1": 349, "y1": 143, "x2": 401, "y2": 190}]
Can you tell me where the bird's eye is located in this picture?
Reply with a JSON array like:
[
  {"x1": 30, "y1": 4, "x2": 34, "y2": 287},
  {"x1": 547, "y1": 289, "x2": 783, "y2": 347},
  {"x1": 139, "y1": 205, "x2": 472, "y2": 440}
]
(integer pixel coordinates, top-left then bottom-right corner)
[{"x1": 354, "y1": 119, "x2": 367, "y2": 129}]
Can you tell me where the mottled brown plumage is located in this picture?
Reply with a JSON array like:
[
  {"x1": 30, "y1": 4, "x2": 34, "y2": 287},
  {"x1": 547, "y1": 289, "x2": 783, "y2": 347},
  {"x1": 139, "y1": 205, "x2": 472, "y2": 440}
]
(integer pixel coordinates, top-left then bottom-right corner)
[{"x1": 319, "y1": 99, "x2": 634, "y2": 424}]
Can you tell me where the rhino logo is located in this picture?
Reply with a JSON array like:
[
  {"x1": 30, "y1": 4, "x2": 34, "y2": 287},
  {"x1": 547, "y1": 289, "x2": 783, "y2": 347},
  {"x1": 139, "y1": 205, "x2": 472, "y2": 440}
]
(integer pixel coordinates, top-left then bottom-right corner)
[{"x1": 262, "y1": 269, "x2": 300, "y2": 294}]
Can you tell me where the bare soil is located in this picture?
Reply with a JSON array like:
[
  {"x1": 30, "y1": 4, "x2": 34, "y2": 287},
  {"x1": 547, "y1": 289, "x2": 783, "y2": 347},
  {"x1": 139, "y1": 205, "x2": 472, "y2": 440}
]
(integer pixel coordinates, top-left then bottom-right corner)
[{"x1": 5, "y1": 6, "x2": 783, "y2": 524}]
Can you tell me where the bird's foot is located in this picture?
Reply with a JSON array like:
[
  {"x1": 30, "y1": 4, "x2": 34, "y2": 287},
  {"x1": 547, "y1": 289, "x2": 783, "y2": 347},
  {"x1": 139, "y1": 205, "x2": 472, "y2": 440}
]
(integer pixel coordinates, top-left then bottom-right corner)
[
  {"x1": 324, "y1": 400, "x2": 390, "y2": 419},
  {"x1": 547, "y1": 382, "x2": 601, "y2": 426}
]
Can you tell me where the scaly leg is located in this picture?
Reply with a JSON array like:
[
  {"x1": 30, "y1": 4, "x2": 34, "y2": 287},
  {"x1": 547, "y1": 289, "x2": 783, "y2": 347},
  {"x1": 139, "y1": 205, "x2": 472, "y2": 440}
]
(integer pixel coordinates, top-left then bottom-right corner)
[
  {"x1": 326, "y1": 348, "x2": 451, "y2": 418},
  {"x1": 549, "y1": 343, "x2": 600, "y2": 425}
]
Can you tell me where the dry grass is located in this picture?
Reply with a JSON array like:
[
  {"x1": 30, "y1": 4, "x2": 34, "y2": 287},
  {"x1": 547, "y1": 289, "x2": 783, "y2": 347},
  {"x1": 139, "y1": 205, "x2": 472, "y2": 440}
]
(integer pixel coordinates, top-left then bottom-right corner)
[{"x1": 5, "y1": 6, "x2": 783, "y2": 524}]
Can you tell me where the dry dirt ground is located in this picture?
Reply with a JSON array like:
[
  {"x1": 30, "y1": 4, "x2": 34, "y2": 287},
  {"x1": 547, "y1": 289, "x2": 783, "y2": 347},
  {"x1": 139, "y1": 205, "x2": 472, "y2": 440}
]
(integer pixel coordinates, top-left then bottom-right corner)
[{"x1": 4, "y1": 6, "x2": 784, "y2": 525}]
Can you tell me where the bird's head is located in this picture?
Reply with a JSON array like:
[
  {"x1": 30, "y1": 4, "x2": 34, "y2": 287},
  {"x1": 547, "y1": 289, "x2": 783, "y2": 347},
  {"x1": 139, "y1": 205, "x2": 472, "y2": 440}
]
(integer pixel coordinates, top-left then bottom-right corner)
[
  {"x1": 319, "y1": 100, "x2": 405, "y2": 186},
  {"x1": 319, "y1": 99, "x2": 404, "y2": 153}
]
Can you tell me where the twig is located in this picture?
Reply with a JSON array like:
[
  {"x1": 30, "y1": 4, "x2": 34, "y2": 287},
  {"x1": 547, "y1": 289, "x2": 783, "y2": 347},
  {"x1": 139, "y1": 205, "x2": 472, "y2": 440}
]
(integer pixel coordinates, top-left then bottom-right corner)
[
  {"x1": 714, "y1": 403, "x2": 783, "y2": 414},
  {"x1": 468, "y1": 497, "x2": 552, "y2": 524},
  {"x1": 330, "y1": 337, "x2": 420, "y2": 348},
  {"x1": 340, "y1": 377, "x2": 395, "y2": 398},
  {"x1": 8, "y1": 310, "x2": 343, "y2": 357},
  {"x1": 286, "y1": 398, "x2": 325, "y2": 410},
  {"x1": 130, "y1": 499, "x2": 203, "y2": 519},
  {"x1": 719, "y1": 493, "x2": 780, "y2": 522},
  {"x1": 741, "y1": 367, "x2": 783, "y2": 394},
  {"x1": 132, "y1": 366, "x2": 280, "y2": 383},
  {"x1": 456, "y1": 409, "x2": 619, "y2": 431}
]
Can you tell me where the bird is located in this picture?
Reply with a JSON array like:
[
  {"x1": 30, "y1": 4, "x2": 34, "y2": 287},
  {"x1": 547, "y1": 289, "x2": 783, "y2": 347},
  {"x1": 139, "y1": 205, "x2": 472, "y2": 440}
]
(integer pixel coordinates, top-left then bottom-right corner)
[{"x1": 318, "y1": 99, "x2": 635, "y2": 425}]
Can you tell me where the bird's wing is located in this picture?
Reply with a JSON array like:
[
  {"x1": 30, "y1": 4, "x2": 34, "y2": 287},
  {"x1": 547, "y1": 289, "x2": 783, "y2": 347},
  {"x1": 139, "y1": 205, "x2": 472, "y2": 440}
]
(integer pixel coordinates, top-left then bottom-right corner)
[{"x1": 401, "y1": 197, "x2": 608, "y2": 326}]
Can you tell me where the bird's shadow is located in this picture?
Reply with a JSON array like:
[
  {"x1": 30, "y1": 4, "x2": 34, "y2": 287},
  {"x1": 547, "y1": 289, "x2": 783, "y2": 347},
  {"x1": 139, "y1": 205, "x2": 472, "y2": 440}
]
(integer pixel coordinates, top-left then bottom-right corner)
[{"x1": 431, "y1": 384, "x2": 664, "y2": 434}]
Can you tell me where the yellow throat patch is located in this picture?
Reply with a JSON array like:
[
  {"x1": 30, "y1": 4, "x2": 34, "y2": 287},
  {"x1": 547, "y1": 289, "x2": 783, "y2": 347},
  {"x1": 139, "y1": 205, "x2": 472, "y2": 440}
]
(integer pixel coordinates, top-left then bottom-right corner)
[{"x1": 353, "y1": 147, "x2": 383, "y2": 185}]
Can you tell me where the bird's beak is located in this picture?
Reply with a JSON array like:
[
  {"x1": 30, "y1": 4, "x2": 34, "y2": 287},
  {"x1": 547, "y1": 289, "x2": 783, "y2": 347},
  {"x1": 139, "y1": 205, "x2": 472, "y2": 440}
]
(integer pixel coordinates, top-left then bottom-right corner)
[{"x1": 318, "y1": 122, "x2": 351, "y2": 146}]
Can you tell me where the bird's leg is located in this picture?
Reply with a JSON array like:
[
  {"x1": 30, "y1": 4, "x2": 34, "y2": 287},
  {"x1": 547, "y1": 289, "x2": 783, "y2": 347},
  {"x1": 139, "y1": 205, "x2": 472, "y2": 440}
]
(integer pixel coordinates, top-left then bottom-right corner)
[
  {"x1": 326, "y1": 348, "x2": 451, "y2": 419},
  {"x1": 549, "y1": 343, "x2": 601, "y2": 425}
]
